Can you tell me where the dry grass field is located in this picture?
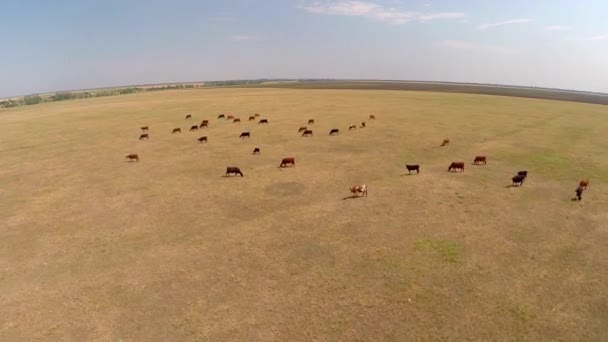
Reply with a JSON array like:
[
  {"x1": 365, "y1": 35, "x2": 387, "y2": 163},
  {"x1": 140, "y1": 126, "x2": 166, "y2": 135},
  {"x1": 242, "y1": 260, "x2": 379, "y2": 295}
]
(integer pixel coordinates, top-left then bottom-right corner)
[{"x1": 1, "y1": 88, "x2": 608, "y2": 341}]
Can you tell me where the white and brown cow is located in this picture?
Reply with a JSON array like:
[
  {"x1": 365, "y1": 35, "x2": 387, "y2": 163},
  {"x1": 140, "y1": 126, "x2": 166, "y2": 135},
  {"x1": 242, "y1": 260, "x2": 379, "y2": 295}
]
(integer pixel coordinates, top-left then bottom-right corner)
[{"x1": 349, "y1": 184, "x2": 368, "y2": 197}]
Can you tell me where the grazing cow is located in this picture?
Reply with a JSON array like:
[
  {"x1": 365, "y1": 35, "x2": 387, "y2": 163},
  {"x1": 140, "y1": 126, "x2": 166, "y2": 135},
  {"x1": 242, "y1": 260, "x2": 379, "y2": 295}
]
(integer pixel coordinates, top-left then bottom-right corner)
[
  {"x1": 200, "y1": 120, "x2": 209, "y2": 128},
  {"x1": 406, "y1": 164, "x2": 420, "y2": 174},
  {"x1": 218, "y1": 114, "x2": 225, "y2": 119},
  {"x1": 259, "y1": 119, "x2": 269, "y2": 124},
  {"x1": 252, "y1": 147, "x2": 260, "y2": 155},
  {"x1": 348, "y1": 124, "x2": 357, "y2": 130},
  {"x1": 185, "y1": 114, "x2": 192, "y2": 119},
  {"x1": 254, "y1": 113, "x2": 261, "y2": 117},
  {"x1": 441, "y1": 138, "x2": 450, "y2": 146},
  {"x1": 360, "y1": 122, "x2": 366, "y2": 128},
  {"x1": 249, "y1": 116, "x2": 256, "y2": 121},
  {"x1": 139, "y1": 133, "x2": 149, "y2": 140},
  {"x1": 574, "y1": 186, "x2": 584, "y2": 201},
  {"x1": 226, "y1": 166, "x2": 244, "y2": 177},
  {"x1": 298, "y1": 126, "x2": 307, "y2": 133},
  {"x1": 517, "y1": 170, "x2": 528, "y2": 180},
  {"x1": 579, "y1": 178, "x2": 589, "y2": 190},
  {"x1": 239, "y1": 131, "x2": 250, "y2": 138},
  {"x1": 448, "y1": 162, "x2": 465, "y2": 172},
  {"x1": 329, "y1": 129, "x2": 339, "y2": 135},
  {"x1": 197, "y1": 136, "x2": 207, "y2": 143},
  {"x1": 227, "y1": 115, "x2": 234, "y2": 120},
  {"x1": 126, "y1": 153, "x2": 139, "y2": 162},
  {"x1": 233, "y1": 118, "x2": 241, "y2": 123},
  {"x1": 512, "y1": 175, "x2": 525, "y2": 187},
  {"x1": 350, "y1": 184, "x2": 368, "y2": 197},
  {"x1": 280, "y1": 157, "x2": 296, "y2": 168},
  {"x1": 473, "y1": 156, "x2": 487, "y2": 165},
  {"x1": 172, "y1": 128, "x2": 181, "y2": 134},
  {"x1": 308, "y1": 119, "x2": 315, "y2": 125},
  {"x1": 140, "y1": 126, "x2": 149, "y2": 131},
  {"x1": 189, "y1": 125, "x2": 198, "y2": 131},
  {"x1": 369, "y1": 115, "x2": 376, "y2": 120},
  {"x1": 302, "y1": 129, "x2": 313, "y2": 137}
]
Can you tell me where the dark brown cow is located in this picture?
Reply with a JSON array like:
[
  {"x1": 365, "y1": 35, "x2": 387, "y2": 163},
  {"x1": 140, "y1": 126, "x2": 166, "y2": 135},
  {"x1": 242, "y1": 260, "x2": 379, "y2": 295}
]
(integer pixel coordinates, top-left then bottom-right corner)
[
  {"x1": 226, "y1": 167, "x2": 243, "y2": 177},
  {"x1": 406, "y1": 164, "x2": 420, "y2": 174},
  {"x1": 189, "y1": 125, "x2": 198, "y2": 131},
  {"x1": 259, "y1": 119, "x2": 269, "y2": 124},
  {"x1": 280, "y1": 157, "x2": 295, "y2": 167},
  {"x1": 185, "y1": 114, "x2": 192, "y2": 119},
  {"x1": 249, "y1": 116, "x2": 256, "y2": 121},
  {"x1": 360, "y1": 122, "x2": 366, "y2": 128},
  {"x1": 254, "y1": 113, "x2": 261, "y2": 117},
  {"x1": 329, "y1": 129, "x2": 339, "y2": 135},
  {"x1": 448, "y1": 162, "x2": 465, "y2": 172},
  {"x1": 298, "y1": 126, "x2": 307, "y2": 133},
  {"x1": 126, "y1": 153, "x2": 139, "y2": 162},
  {"x1": 302, "y1": 129, "x2": 313, "y2": 137},
  {"x1": 512, "y1": 175, "x2": 525, "y2": 186},
  {"x1": 574, "y1": 186, "x2": 584, "y2": 201},
  {"x1": 308, "y1": 119, "x2": 315, "y2": 125},
  {"x1": 172, "y1": 128, "x2": 181, "y2": 134},
  {"x1": 369, "y1": 115, "x2": 376, "y2": 120},
  {"x1": 227, "y1": 115, "x2": 234, "y2": 120},
  {"x1": 200, "y1": 120, "x2": 209, "y2": 128},
  {"x1": 252, "y1": 147, "x2": 260, "y2": 155},
  {"x1": 233, "y1": 118, "x2": 241, "y2": 123},
  {"x1": 218, "y1": 114, "x2": 225, "y2": 119},
  {"x1": 441, "y1": 138, "x2": 450, "y2": 146},
  {"x1": 517, "y1": 170, "x2": 528, "y2": 180},
  {"x1": 473, "y1": 156, "x2": 487, "y2": 165},
  {"x1": 140, "y1": 126, "x2": 149, "y2": 131},
  {"x1": 579, "y1": 178, "x2": 589, "y2": 190},
  {"x1": 139, "y1": 133, "x2": 149, "y2": 140},
  {"x1": 197, "y1": 136, "x2": 207, "y2": 143},
  {"x1": 239, "y1": 131, "x2": 250, "y2": 138},
  {"x1": 348, "y1": 124, "x2": 357, "y2": 130}
]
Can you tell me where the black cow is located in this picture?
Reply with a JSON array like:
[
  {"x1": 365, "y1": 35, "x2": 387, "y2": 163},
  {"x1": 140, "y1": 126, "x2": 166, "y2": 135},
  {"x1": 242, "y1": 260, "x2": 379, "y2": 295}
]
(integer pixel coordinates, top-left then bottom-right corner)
[
  {"x1": 226, "y1": 167, "x2": 244, "y2": 177},
  {"x1": 329, "y1": 129, "x2": 339, "y2": 135},
  {"x1": 512, "y1": 175, "x2": 525, "y2": 186},
  {"x1": 197, "y1": 136, "x2": 207, "y2": 143},
  {"x1": 406, "y1": 164, "x2": 419, "y2": 174},
  {"x1": 239, "y1": 132, "x2": 250, "y2": 138}
]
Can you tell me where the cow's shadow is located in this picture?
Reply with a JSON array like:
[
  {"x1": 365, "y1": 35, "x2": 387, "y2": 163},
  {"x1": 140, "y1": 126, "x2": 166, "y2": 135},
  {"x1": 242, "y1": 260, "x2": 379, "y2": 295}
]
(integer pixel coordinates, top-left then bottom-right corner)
[{"x1": 342, "y1": 195, "x2": 363, "y2": 200}]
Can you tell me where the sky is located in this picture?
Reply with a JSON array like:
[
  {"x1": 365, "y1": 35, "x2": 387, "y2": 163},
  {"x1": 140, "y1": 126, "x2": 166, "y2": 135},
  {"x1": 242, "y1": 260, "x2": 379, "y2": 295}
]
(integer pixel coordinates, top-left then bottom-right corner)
[{"x1": 1, "y1": 0, "x2": 607, "y2": 97}]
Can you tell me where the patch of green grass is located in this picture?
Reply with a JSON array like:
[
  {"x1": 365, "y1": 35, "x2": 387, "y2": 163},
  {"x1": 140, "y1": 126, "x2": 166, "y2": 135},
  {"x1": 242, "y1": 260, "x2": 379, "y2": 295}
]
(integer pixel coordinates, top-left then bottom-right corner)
[{"x1": 414, "y1": 239, "x2": 464, "y2": 263}]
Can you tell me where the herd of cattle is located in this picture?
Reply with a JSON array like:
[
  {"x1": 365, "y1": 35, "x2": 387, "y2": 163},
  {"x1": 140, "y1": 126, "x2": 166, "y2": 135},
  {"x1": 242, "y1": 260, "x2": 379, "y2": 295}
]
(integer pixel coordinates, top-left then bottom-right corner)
[{"x1": 126, "y1": 112, "x2": 590, "y2": 201}]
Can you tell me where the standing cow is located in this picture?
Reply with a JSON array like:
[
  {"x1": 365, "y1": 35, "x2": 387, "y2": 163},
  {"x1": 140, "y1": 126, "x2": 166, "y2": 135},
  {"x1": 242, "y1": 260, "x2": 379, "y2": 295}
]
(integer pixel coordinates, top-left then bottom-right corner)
[
  {"x1": 349, "y1": 185, "x2": 368, "y2": 197},
  {"x1": 448, "y1": 162, "x2": 465, "y2": 172},
  {"x1": 406, "y1": 164, "x2": 420, "y2": 174},
  {"x1": 225, "y1": 167, "x2": 244, "y2": 177},
  {"x1": 280, "y1": 157, "x2": 296, "y2": 167}
]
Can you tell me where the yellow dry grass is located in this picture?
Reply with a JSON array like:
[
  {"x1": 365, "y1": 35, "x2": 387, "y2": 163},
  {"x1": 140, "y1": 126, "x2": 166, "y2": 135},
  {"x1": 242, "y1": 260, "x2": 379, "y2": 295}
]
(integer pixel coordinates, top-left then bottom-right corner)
[{"x1": 1, "y1": 88, "x2": 608, "y2": 341}]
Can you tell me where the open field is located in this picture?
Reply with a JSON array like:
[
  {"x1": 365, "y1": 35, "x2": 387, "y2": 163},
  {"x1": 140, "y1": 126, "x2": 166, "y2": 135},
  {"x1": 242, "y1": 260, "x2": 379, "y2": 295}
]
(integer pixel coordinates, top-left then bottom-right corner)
[{"x1": 1, "y1": 88, "x2": 608, "y2": 341}]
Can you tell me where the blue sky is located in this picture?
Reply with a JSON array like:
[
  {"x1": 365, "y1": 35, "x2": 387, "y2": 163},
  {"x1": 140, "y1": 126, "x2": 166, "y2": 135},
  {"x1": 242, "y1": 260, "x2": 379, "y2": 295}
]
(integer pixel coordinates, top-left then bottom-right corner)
[{"x1": 1, "y1": 0, "x2": 607, "y2": 97}]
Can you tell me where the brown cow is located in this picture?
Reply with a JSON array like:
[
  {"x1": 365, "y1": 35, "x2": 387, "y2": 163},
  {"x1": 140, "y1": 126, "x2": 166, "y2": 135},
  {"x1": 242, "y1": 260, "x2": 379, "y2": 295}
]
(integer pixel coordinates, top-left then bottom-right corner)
[
  {"x1": 189, "y1": 125, "x2": 198, "y2": 131},
  {"x1": 329, "y1": 129, "x2": 339, "y2": 135},
  {"x1": 226, "y1": 167, "x2": 243, "y2": 177},
  {"x1": 473, "y1": 156, "x2": 487, "y2": 165},
  {"x1": 441, "y1": 138, "x2": 450, "y2": 146},
  {"x1": 512, "y1": 175, "x2": 525, "y2": 186},
  {"x1": 252, "y1": 147, "x2": 260, "y2": 155},
  {"x1": 406, "y1": 164, "x2": 420, "y2": 174},
  {"x1": 280, "y1": 157, "x2": 295, "y2": 168},
  {"x1": 369, "y1": 115, "x2": 376, "y2": 120},
  {"x1": 308, "y1": 119, "x2": 315, "y2": 125},
  {"x1": 233, "y1": 118, "x2": 241, "y2": 123},
  {"x1": 200, "y1": 120, "x2": 209, "y2": 128},
  {"x1": 140, "y1": 126, "x2": 149, "y2": 131},
  {"x1": 298, "y1": 126, "x2": 307, "y2": 133},
  {"x1": 197, "y1": 136, "x2": 207, "y2": 143},
  {"x1": 126, "y1": 153, "x2": 139, "y2": 162},
  {"x1": 348, "y1": 124, "x2": 357, "y2": 130},
  {"x1": 227, "y1": 115, "x2": 235, "y2": 120},
  {"x1": 259, "y1": 119, "x2": 269, "y2": 124},
  {"x1": 185, "y1": 114, "x2": 192, "y2": 119},
  {"x1": 139, "y1": 133, "x2": 149, "y2": 140},
  {"x1": 350, "y1": 184, "x2": 368, "y2": 197},
  {"x1": 254, "y1": 113, "x2": 261, "y2": 117},
  {"x1": 360, "y1": 122, "x2": 366, "y2": 128},
  {"x1": 448, "y1": 162, "x2": 465, "y2": 172},
  {"x1": 579, "y1": 178, "x2": 589, "y2": 190},
  {"x1": 302, "y1": 129, "x2": 313, "y2": 137},
  {"x1": 218, "y1": 114, "x2": 225, "y2": 119},
  {"x1": 239, "y1": 131, "x2": 250, "y2": 138},
  {"x1": 172, "y1": 128, "x2": 181, "y2": 134},
  {"x1": 249, "y1": 116, "x2": 256, "y2": 121}
]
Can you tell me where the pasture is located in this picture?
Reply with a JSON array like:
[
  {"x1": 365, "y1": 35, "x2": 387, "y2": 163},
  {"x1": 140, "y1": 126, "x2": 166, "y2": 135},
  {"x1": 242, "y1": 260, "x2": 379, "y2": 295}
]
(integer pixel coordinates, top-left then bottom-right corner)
[{"x1": 1, "y1": 88, "x2": 608, "y2": 341}]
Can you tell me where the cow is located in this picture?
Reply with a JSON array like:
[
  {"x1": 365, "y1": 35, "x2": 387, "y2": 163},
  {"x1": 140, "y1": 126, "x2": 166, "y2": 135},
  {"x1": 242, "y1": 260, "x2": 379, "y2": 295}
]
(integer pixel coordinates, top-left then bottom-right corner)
[
  {"x1": 197, "y1": 136, "x2": 208, "y2": 143},
  {"x1": 308, "y1": 119, "x2": 315, "y2": 125},
  {"x1": 369, "y1": 115, "x2": 376, "y2": 120},
  {"x1": 140, "y1": 126, "x2": 149, "y2": 131},
  {"x1": 360, "y1": 122, "x2": 366, "y2": 128},
  {"x1": 226, "y1": 167, "x2": 244, "y2": 177},
  {"x1": 280, "y1": 157, "x2": 296, "y2": 168},
  {"x1": 350, "y1": 184, "x2": 368, "y2": 197},
  {"x1": 185, "y1": 114, "x2": 192, "y2": 119},
  {"x1": 579, "y1": 178, "x2": 589, "y2": 190},
  {"x1": 574, "y1": 186, "x2": 584, "y2": 201},
  {"x1": 302, "y1": 129, "x2": 313, "y2": 137},
  {"x1": 189, "y1": 125, "x2": 198, "y2": 131},
  {"x1": 139, "y1": 133, "x2": 149, "y2": 140},
  {"x1": 512, "y1": 175, "x2": 525, "y2": 187},
  {"x1": 441, "y1": 138, "x2": 450, "y2": 146},
  {"x1": 227, "y1": 115, "x2": 235, "y2": 120},
  {"x1": 218, "y1": 114, "x2": 225, "y2": 119},
  {"x1": 298, "y1": 126, "x2": 307, "y2": 133},
  {"x1": 473, "y1": 156, "x2": 487, "y2": 165},
  {"x1": 172, "y1": 128, "x2": 181, "y2": 134},
  {"x1": 517, "y1": 171, "x2": 528, "y2": 180},
  {"x1": 254, "y1": 113, "x2": 261, "y2": 117},
  {"x1": 239, "y1": 131, "x2": 250, "y2": 138},
  {"x1": 249, "y1": 116, "x2": 256, "y2": 121},
  {"x1": 126, "y1": 153, "x2": 139, "y2": 162},
  {"x1": 252, "y1": 147, "x2": 260, "y2": 155},
  {"x1": 259, "y1": 119, "x2": 269, "y2": 124},
  {"x1": 233, "y1": 118, "x2": 241, "y2": 123},
  {"x1": 329, "y1": 129, "x2": 339, "y2": 135},
  {"x1": 200, "y1": 120, "x2": 209, "y2": 128},
  {"x1": 448, "y1": 162, "x2": 465, "y2": 172},
  {"x1": 406, "y1": 164, "x2": 420, "y2": 174},
  {"x1": 348, "y1": 124, "x2": 357, "y2": 130}
]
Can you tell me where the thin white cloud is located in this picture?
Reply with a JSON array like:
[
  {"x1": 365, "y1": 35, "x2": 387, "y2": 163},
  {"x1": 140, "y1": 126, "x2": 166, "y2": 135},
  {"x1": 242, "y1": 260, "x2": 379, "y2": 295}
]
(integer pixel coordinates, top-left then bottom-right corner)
[
  {"x1": 478, "y1": 18, "x2": 532, "y2": 30},
  {"x1": 583, "y1": 34, "x2": 608, "y2": 41},
  {"x1": 231, "y1": 34, "x2": 261, "y2": 42},
  {"x1": 544, "y1": 25, "x2": 570, "y2": 32},
  {"x1": 441, "y1": 40, "x2": 518, "y2": 54},
  {"x1": 300, "y1": 1, "x2": 465, "y2": 25}
]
